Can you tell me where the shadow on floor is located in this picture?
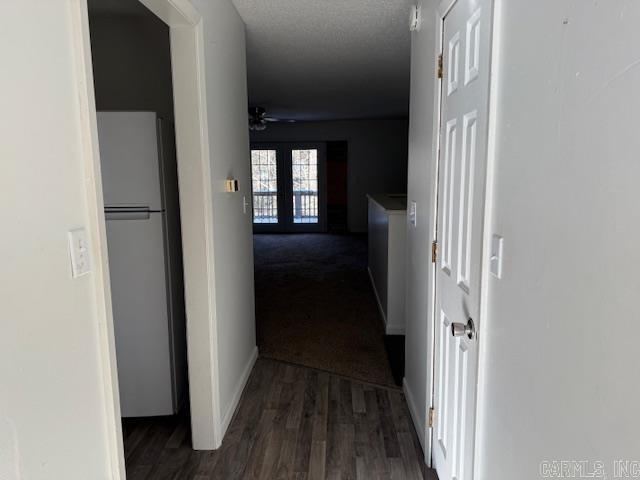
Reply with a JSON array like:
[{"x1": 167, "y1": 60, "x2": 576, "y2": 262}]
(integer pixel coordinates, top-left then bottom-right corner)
[{"x1": 253, "y1": 233, "x2": 400, "y2": 387}]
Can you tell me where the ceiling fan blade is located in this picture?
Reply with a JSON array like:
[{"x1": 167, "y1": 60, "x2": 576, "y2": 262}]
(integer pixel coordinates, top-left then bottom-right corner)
[{"x1": 264, "y1": 117, "x2": 296, "y2": 123}]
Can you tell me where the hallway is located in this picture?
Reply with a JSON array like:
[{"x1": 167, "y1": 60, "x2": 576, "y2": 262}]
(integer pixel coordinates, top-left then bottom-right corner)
[
  {"x1": 122, "y1": 358, "x2": 433, "y2": 479},
  {"x1": 253, "y1": 234, "x2": 397, "y2": 387}
]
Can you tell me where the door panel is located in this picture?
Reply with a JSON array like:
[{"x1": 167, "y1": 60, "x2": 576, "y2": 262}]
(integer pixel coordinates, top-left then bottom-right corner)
[
  {"x1": 432, "y1": 1, "x2": 492, "y2": 479},
  {"x1": 441, "y1": 118, "x2": 458, "y2": 275},
  {"x1": 291, "y1": 148, "x2": 319, "y2": 224},
  {"x1": 286, "y1": 143, "x2": 326, "y2": 232},
  {"x1": 251, "y1": 142, "x2": 326, "y2": 232},
  {"x1": 251, "y1": 148, "x2": 280, "y2": 224}
]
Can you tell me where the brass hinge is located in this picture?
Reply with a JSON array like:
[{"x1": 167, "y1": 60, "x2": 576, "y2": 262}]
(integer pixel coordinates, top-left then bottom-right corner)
[
  {"x1": 437, "y1": 54, "x2": 444, "y2": 79},
  {"x1": 428, "y1": 407, "x2": 435, "y2": 428},
  {"x1": 431, "y1": 241, "x2": 438, "y2": 263}
]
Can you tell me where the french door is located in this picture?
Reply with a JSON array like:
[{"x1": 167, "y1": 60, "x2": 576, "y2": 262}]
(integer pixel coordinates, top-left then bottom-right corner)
[{"x1": 250, "y1": 142, "x2": 326, "y2": 232}]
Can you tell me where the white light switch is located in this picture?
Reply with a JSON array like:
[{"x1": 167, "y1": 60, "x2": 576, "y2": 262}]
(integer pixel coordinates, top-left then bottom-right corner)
[
  {"x1": 490, "y1": 234, "x2": 504, "y2": 279},
  {"x1": 242, "y1": 195, "x2": 250, "y2": 215},
  {"x1": 409, "y1": 201, "x2": 417, "y2": 227},
  {"x1": 68, "y1": 228, "x2": 91, "y2": 278}
]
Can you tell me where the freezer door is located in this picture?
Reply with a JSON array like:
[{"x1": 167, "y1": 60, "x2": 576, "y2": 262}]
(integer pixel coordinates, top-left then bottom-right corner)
[
  {"x1": 98, "y1": 111, "x2": 163, "y2": 211},
  {"x1": 106, "y1": 211, "x2": 174, "y2": 417}
]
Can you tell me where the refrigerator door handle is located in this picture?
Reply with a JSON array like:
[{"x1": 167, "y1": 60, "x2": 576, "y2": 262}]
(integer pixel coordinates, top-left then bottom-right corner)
[{"x1": 105, "y1": 206, "x2": 162, "y2": 221}]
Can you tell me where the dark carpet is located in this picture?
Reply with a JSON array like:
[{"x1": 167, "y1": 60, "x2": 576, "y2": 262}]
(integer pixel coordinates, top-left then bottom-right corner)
[{"x1": 253, "y1": 234, "x2": 398, "y2": 388}]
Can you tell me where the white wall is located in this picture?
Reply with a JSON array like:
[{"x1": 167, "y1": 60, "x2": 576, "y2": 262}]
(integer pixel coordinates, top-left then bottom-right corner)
[
  {"x1": 0, "y1": 2, "x2": 117, "y2": 478},
  {"x1": 250, "y1": 119, "x2": 409, "y2": 232},
  {"x1": 407, "y1": 0, "x2": 640, "y2": 475},
  {"x1": 190, "y1": 0, "x2": 258, "y2": 434},
  {"x1": 0, "y1": 3, "x2": 257, "y2": 477},
  {"x1": 403, "y1": 0, "x2": 439, "y2": 454},
  {"x1": 476, "y1": 1, "x2": 640, "y2": 477}
]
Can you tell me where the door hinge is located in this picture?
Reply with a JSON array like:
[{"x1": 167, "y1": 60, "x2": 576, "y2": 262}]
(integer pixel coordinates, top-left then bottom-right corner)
[
  {"x1": 428, "y1": 407, "x2": 435, "y2": 428},
  {"x1": 437, "y1": 54, "x2": 444, "y2": 79},
  {"x1": 431, "y1": 241, "x2": 438, "y2": 263}
]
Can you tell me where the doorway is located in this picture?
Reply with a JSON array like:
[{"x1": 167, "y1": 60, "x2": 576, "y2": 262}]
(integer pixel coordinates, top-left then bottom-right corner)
[
  {"x1": 249, "y1": 139, "x2": 403, "y2": 387},
  {"x1": 430, "y1": 0, "x2": 493, "y2": 478},
  {"x1": 251, "y1": 142, "x2": 327, "y2": 232},
  {"x1": 88, "y1": 4, "x2": 194, "y2": 475},
  {"x1": 80, "y1": 0, "x2": 222, "y2": 474}
]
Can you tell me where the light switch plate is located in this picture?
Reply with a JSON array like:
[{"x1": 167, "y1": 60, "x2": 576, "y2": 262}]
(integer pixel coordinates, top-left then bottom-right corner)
[
  {"x1": 68, "y1": 228, "x2": 91, "y2": 278},
  {"x1": 225, "y1": 179, "x2": 239, "y2": 192},
  {"x1": 409, "y1": 201, "x2": 417, "y2": 227},
  {"x1": 490, "y1": 234, "x2": 504, "y2": 279}
]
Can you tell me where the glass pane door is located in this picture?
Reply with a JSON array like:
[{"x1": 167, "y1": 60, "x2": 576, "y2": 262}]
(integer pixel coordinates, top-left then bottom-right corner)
[
  {"x1": 250, "y1": 143, "x2": 326, "y2": 232},
  {"x1": 251, "y1": 149, "x2": 278, "y2": 224},
  {"x1": 291, "y1": 149, "x2": 319, "y2": 224}
]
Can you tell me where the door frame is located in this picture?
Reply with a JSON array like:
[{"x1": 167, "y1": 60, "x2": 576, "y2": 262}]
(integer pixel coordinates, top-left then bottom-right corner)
[
  {"x1": 71, "y1": 0, "x2": 223, "y2": 477},
  {"x1": 424, "y1": 0, "x2": 499, "y2": 473},
  {"x1": 250, "y1": 141, "x2": 327, "y2": 233}
]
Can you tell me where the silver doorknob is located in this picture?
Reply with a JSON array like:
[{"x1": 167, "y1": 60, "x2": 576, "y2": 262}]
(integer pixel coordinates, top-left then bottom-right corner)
[{"x1": 451, "y1": 318, "x2": 475, "y2": 340}]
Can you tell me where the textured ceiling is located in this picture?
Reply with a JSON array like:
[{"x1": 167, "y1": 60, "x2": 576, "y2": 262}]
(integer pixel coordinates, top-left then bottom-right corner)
[
  {"x1": 88, "y1": 0, "x2": 413, "y2": 121},
  {"x1": 232, "y1": 0, "x2": 413, "y2": 121}
]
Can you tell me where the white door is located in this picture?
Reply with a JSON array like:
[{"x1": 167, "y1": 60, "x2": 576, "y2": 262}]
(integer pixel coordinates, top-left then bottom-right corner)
[{"x1": 432, "y1": 0, "x2": 492, "y2": 479}]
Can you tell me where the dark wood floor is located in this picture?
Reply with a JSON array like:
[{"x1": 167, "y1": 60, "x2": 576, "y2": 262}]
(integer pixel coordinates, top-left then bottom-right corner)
[{"x1": 123, "y1": 358, "x2": 437, "y2": 479}]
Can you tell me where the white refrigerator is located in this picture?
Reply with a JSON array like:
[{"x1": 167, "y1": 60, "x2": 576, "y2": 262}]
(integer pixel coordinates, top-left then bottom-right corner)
[{"x1": 98, "y1": 111, "x2": 187, "y2": 418}]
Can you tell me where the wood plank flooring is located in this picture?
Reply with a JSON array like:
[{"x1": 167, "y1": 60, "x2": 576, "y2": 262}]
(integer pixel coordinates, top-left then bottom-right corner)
[{"x1": 123, "y1": 357, "x2": 438, "y2": 479}]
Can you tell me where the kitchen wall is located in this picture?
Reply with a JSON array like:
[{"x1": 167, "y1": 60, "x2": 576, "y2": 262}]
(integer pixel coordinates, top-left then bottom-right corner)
[
  {"x1": 0, "y1": 2, "x2": 117, "y2": 478},
  {"x1": 89, "y1": 14, "x2": 175, "y2": 121},
  {"x1": 250, "y1": 118, "x2": 409, "y2": 233}
]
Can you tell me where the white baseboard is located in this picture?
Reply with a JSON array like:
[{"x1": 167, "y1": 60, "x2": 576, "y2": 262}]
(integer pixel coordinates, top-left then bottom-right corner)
[
  {"x1": 219, "y1": 345, "x2": 258, "y2": 439},
  {"x1": 367, "y1": 267, "x2": 387, "y2": 327},
  {"x1": 385, "y1": 324, "x2": 406, "y2": 335},
  {"x1": 367, "y1": 267, "x2": 405, "y2": 335},
  {"x1": 403, "y1": 378, "x2": 426, "y2": 452}
]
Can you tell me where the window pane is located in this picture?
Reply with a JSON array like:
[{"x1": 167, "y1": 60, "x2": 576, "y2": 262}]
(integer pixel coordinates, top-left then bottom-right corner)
[
  {"x1": 251, "y1": 149, "x2": 278, "y2": 223},
  {"x1": 291, "y1": 149, "x2": 319, "y2": 224}
]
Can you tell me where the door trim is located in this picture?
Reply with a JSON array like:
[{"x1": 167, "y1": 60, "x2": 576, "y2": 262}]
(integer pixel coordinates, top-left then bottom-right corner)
[
  {"x1": 72, "y1": 0, "x2": 222, "y2": 477},
  {"x1": 473, "y1": 0, "x2": 502, "y2": 476},
  {"x1": 428, "y1": 1, "x2": 450, "y2": 470},
  {"x1": 426, "y1": 0, "x2": 498, "y2": 474},
  {"x1": 69, "y1": 2, "x2": 125, "y2": 477}
]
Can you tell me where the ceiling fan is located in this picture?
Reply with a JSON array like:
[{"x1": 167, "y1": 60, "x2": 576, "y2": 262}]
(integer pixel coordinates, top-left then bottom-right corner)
[{"x1": 248, "y1": 106, "x2": 296, "y2": 131}]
